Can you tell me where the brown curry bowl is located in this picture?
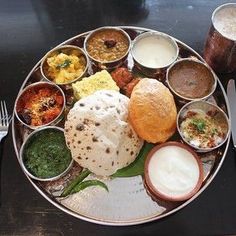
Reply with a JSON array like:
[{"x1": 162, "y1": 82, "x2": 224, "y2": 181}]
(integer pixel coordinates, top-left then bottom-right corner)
[
  {"x1": 144, "y1": 142, "x2": 204, "y2": 202},
  {"x1": 166, "y1": 58, "x2": 217, "y2": 103},
  {"x1": 84, "y1": 26, "x2": 131, "y2": 70}
]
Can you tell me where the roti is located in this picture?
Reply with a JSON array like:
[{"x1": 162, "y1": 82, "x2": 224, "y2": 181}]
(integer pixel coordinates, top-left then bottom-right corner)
[{"x1": 64, "y1": 90, "x2": 143, "y2": 176}]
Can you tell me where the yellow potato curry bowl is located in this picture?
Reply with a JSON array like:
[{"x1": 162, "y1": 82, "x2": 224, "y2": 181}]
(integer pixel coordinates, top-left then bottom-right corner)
[{"x1": 41, "y1": 45, "x2": 88, "y2": 85}]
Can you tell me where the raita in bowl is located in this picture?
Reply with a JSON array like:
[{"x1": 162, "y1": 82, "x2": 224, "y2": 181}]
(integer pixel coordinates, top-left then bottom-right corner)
[{"x1": 177, "y1": 100, "x2": 230, "y2": 152}]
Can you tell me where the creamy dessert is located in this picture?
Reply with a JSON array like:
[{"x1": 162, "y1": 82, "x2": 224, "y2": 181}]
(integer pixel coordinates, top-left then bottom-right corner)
[
  {"x1": 145, "y1": 142, "x2": 203, "y2": 201},
  {"x1": 132, "y1": 32, "x2": 178, "y2": 68},
  {"x1": 213, "y1": 4, "x2": 236, "y2": 40}
]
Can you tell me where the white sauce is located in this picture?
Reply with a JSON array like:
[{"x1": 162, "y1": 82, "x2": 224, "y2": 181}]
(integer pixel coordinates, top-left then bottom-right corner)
[
  {"x1": 132, "y1": 35, "x2": 177, "y2": 68},
  {"x1": 148, "y1": 146, "x2": 200, "y2": 198},
  {"x1": 213, "y1": 6, "x2": 236, "y2": 40}
]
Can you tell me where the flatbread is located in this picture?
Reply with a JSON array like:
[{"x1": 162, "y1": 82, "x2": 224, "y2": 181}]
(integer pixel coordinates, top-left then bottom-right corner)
[{"x1": 64, "y1": 90, "x2": 143, "y2": 176}]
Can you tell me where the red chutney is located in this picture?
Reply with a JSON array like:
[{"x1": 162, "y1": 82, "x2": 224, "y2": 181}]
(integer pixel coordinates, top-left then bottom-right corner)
[{"x1": 16, "y1": 85, "x2": 64, "y2": 126}]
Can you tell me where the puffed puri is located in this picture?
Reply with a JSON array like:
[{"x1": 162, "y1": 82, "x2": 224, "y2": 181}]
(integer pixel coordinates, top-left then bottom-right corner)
[{"x1": 128, "y1": 78, "x2": 177, "y2": 143}]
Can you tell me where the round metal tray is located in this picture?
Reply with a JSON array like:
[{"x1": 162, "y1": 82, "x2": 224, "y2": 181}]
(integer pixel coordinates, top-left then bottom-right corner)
[{"x1": 12, "y1": 26, "x2": 230, "y2": 226}]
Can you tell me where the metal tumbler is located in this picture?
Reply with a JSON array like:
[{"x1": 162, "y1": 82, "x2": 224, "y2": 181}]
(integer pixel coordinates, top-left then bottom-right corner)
[{"x1": 203, "y1": 3, "x2": 236, "y2": 73}]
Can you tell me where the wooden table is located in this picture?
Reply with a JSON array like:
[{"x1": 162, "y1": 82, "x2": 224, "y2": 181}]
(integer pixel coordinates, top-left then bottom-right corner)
[{"x1": 1, "y1": 0, "x2": 236, "y2": 235}]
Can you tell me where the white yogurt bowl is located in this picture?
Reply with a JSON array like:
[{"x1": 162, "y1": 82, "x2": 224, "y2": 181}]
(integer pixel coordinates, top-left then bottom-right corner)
[{"x1": 144, "y1": 142, "x2": 203, "y2": 202}]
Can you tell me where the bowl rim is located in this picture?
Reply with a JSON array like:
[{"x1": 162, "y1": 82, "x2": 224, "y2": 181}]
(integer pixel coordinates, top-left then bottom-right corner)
[
  {"x1": 19, "y1": 126, "x2": 74, "y2": 182},
  {"x1": 83, "y1": 26, "x2": 131, "y2": 64},
  {"x1": 130, "y1": 31, "x2": 179, "y2": 70},
  {"x1": 144, "y1": 141, "x2": 204, "y2": 202},
  {"x1": 166, "y1": 58, "x2": 217, "y2": 101},
  {"x1": 14, "y1": 81, "x2": 66, "y2": 130},
  {"x1": 177, "y1": 100, "x2": 231, "y2": 152},
  {"x1": 40, "y1": 44, "x2": 89, "y2": 85}
]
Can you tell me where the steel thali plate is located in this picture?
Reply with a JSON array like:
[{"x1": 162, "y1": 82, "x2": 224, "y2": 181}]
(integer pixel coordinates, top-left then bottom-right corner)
[{"x1": 12, "y1": 26, "x2": 230, "y2": 226}]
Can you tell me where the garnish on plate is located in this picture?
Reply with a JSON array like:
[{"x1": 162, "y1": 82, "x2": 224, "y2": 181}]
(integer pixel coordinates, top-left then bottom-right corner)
[
  {"x1": 60, "y1": 169, "x2": 108, "y2": 197},
  {"x1": 61, "y1": 169, "x2": 91, "y2": 197},
  {"x1": 70, "y1": 180, "x2": 108, "y2": 194},
  {"x1": 56, "y1": 59, "x2": 72, "y2": 69},
  {"x1": 191, "y1": 118, "x2": 206, "y2": 132}
]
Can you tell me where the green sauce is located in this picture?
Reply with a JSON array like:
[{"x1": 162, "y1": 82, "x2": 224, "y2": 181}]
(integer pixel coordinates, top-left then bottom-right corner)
[{"x1": 23, "y1": 128, "x2": 72, "y2": 179}]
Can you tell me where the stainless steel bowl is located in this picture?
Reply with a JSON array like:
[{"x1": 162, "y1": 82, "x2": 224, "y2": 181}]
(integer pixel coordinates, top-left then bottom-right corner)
[
  {"x1": 40, "y1": 45, "x2": 89, "y2": 85},
  {"x1": 166, "y1": 58, "x2": 217, "y2": 103},
  {"x1": 14, "y1": 81, "x2": 66, "y2": 129},
  {"x1": 131, "y1": 31, "x2": 179, "y2": 78},
  {"x1": 84, "y1": 26, "x2": 131, "y2": 70},
  {"x1": 177, "y1": 100, "x2": 230, "y2": 152},
  {"x1": 19, "y1": 126, "x2": 73, "y2": 181}
]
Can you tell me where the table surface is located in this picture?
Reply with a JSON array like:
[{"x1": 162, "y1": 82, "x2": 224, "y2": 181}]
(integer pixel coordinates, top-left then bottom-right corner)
[{"x1": 1, "y1": 0, "x2": 236, "y2": 235}]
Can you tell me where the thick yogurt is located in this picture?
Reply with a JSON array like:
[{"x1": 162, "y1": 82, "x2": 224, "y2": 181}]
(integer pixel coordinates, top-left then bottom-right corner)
[
  {"x1": 213, "y1": 5, "x2": 236, "y2": 40},
  {"x1": 148, "y1": 145, "x2": 200, "y2": 198},
  {"x1": 132, "y1": 34, "x2": 178, "y2": 68}
]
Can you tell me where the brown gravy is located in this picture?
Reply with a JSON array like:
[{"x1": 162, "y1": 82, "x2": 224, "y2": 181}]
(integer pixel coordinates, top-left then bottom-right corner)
[{"x1": 168, "y1": 60, "x2": 215, "y2": 99}]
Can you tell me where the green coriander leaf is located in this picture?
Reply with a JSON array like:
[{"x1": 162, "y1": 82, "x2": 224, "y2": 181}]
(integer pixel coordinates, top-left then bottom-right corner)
[{"x1": 56, "y1": 59, "x2": 71, "y2": 69}]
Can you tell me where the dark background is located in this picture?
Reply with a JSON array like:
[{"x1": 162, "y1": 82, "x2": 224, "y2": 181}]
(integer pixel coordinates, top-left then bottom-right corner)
[{"x1": 1, "y1": 0, "x2": 236, "y2": 235}]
